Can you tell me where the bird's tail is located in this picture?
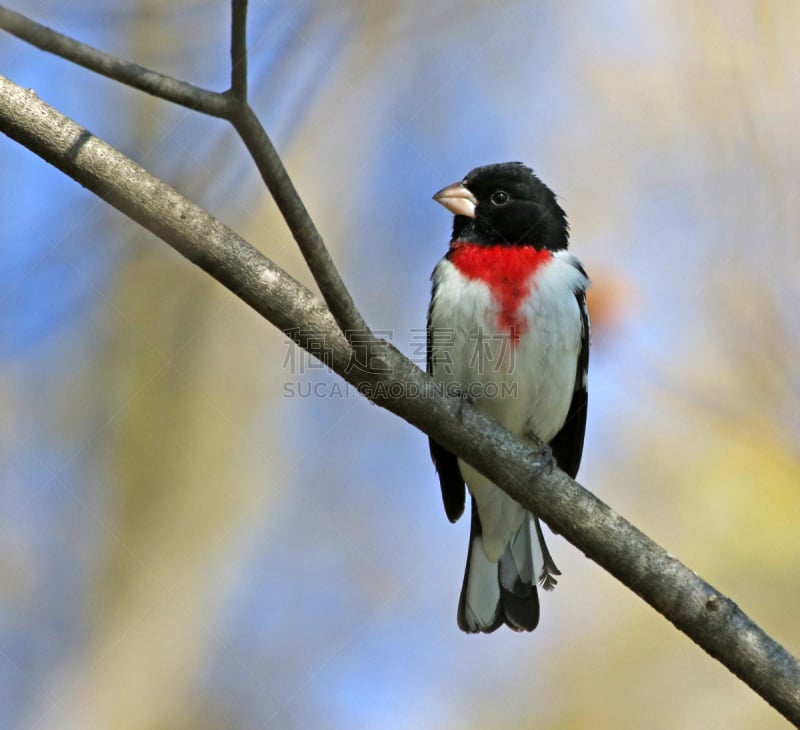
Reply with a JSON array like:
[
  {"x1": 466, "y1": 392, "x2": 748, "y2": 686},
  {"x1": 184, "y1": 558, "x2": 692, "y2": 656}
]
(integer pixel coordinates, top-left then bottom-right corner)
[{"x1": 457, "y1": 500, "x2": 560, "y2": 633}]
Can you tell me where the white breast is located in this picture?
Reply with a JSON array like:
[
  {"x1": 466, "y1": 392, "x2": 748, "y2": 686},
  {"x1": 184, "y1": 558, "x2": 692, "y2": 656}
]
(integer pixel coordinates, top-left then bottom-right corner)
[{"x1": 430, "y1": 250, "x2": 586, "y2": 443}]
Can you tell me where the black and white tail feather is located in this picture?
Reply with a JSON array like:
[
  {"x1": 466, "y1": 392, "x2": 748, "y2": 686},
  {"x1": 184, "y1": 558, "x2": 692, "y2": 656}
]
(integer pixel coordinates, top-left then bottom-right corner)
[{"x1": 457, "y1": 498, "x2": 561, "y2": 632}]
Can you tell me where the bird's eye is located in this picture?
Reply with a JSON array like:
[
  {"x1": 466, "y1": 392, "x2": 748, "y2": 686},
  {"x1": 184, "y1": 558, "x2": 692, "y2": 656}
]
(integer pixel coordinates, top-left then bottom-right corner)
[{"x1": 490, "y1": 190, "x2": 510, "y2": 206}]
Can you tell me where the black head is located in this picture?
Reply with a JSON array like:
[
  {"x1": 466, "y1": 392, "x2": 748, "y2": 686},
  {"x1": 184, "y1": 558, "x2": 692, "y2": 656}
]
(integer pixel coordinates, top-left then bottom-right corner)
[{"x1": 433, "y1": 162, "x2": 568, "y2": 250}]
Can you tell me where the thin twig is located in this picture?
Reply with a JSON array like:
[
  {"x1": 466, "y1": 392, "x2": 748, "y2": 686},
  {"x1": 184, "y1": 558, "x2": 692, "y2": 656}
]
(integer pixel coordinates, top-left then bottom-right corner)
[
  {"x1": 2, "y1": 76, "x2": 799, "y2": 726},
  {"x1": 0, "y1": 7, "x2": 228, "y2": 117},
  {"x1": 230, "y1": 0, "x2": 248, "y2": 100}
]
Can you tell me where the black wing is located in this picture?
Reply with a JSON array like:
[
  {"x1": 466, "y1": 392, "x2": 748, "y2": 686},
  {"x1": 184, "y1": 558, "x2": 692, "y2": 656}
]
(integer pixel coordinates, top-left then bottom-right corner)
[
  {"x1": 548, "y1": 287, "x2": 590, "y2": 479},
  {"x1": 427, "y1": 278, "x2": 466, "y2": 523}
]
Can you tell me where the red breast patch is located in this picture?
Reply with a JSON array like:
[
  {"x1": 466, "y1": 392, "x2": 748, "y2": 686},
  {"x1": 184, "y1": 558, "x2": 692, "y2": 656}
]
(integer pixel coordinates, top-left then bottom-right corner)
[{"x1": 449, "y1": 243, "x2": 552, "y2": 344}]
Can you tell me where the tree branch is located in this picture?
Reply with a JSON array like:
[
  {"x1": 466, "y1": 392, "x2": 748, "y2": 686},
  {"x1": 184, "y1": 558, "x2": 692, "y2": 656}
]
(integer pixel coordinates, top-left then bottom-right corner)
[
  {"x1": 230, "y1": 0, "x2": 248, "y2": 100},
  {"x1": 1, "y1": 74, "x2": 798, "y2": 725},
  {"x1": 0, "y1": 6, "x2": 228, "y2": 117},
  {"x1": 0, "y1": 4, "x2": 373, "y2": 344}
]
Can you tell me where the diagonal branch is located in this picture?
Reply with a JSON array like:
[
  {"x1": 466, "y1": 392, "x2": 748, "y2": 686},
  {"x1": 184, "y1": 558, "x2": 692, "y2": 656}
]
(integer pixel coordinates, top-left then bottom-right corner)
[
  {"x1": 227, "y1": 102, "x2": 374, "y2": 342},
  {"x1": 1, "y1": 74, "x2": 799, "y2": 726},
  {"x1": 0, "y1": 6, "x2": 228, "y2": 117}
]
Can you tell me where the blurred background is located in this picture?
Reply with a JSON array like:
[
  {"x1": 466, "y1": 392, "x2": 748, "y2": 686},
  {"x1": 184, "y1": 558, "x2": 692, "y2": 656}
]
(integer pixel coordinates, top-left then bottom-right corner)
[{"x1": 1, "y1": 1, "x2": 799, "y2": 728}]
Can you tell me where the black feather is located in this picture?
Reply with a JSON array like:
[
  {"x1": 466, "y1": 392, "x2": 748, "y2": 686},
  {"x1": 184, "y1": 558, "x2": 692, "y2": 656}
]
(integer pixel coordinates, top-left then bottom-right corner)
[
  {"x1": 548, "y1": 286, "x2": 590, "y2": 479},
  {"x1": 452, "y1": 162, "x2": 569, "y2": 251},
  {"x1": 429, "y1": 440, "x2": 465, "y2": 523},
  {"x1": 427, "y1": 276, "x2": 465, "y2": 523}
]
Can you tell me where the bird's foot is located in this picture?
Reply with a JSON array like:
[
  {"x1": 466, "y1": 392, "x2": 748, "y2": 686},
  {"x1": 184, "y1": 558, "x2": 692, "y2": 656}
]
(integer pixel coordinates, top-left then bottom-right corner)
[
  {"x1": 531, "y1": 442, "x2": 556, "y2": 476},
  {"x1": 446, "y1": 382, "x2": 473, "y2": 402},
  {"x1": 447, "y1": 383, "x2": 475, "y2": 421}
]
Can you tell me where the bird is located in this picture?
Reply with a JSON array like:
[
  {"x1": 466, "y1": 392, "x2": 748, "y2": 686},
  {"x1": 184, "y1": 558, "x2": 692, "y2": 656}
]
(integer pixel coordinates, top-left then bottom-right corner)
[{"x1": 427, "y1": 162, "x2": 590, "y2": 633}]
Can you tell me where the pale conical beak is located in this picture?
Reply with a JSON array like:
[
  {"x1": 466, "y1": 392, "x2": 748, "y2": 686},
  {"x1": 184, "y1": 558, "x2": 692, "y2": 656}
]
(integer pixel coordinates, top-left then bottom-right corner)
[{"x1": 433, "y1": 181, "x2": 477, "y2": 219}]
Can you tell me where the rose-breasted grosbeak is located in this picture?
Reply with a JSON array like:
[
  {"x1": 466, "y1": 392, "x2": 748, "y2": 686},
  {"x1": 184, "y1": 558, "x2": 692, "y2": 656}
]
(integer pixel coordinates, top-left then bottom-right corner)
[{"x1": 428, "y1": 162, "x2": 590, "y2": 633}]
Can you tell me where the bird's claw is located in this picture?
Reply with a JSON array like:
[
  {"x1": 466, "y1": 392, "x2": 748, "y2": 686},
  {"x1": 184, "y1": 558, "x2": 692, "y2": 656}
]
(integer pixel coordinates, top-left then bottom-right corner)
[
  {"x1": 446, "y1": 383, "x2": 474, "y2": 403},
  {"x1": 447, "y1": 384, "x2": 475, "y2": 421},
  {"x1": 533, "y1": 443, "x2": 556, "y2": 476}
]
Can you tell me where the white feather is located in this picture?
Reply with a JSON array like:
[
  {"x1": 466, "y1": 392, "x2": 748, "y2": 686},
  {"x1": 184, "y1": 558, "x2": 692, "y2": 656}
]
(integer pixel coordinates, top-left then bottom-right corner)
[
  {"x1": 501, "y1": 515, "x2": 534, "y2": 590},
  {"x1": 462, "y1": 535, "x2": 501, "y2": 631}
]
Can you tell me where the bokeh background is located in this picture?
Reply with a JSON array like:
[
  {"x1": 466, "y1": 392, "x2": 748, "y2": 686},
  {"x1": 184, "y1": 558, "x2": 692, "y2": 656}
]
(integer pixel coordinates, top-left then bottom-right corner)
[{"x1": 2, "y1": 1, "x2": 799, "y2": 728}]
